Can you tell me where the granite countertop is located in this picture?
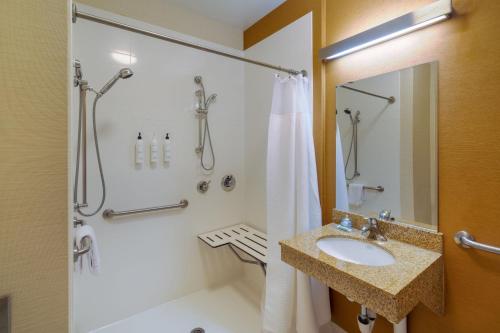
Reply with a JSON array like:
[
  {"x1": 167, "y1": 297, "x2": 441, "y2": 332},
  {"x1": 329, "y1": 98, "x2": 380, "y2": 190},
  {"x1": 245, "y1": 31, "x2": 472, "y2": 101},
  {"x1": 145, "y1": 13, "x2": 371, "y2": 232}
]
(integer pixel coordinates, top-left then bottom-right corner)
[{"x1": 280, "y1": 223, "x2": 444, "y2": 323}]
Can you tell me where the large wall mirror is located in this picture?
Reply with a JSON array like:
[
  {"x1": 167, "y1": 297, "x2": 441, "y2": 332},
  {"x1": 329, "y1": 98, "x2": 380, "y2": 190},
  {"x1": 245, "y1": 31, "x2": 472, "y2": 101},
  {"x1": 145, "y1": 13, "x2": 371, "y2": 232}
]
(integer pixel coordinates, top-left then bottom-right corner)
[{"x1": 336, "y1": 62, "x2": 438, "y2": 230}]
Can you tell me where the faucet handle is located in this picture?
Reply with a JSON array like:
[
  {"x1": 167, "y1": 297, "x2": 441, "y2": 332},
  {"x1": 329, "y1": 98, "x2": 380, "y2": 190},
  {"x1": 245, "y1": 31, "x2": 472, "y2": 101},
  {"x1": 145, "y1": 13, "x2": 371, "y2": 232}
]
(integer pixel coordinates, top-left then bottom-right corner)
[
  {"x1": 361, "y1": 217, "x2": 372, "y2": 235},
  {"x1": 379, "y1": 209, "x2": 392, "y2": 221},
  {"x1": 367, "y1": 217, "x2": 379, "y2": 227}
]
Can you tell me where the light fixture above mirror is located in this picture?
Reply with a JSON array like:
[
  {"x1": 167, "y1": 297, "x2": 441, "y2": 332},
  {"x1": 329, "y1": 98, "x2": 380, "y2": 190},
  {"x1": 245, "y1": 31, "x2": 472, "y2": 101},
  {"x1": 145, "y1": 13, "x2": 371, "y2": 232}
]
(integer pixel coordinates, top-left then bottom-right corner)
[{"x1": 320, "y1": 0, "x2": 452, "y2": 60}]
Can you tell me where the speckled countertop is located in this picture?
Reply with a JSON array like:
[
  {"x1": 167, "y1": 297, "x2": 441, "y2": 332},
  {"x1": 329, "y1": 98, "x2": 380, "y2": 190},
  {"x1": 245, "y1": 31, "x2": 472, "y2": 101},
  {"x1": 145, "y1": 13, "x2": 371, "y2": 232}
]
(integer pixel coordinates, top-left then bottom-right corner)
[{"x1": 280, "y1": 223, "x2": 444, "y2": 323}]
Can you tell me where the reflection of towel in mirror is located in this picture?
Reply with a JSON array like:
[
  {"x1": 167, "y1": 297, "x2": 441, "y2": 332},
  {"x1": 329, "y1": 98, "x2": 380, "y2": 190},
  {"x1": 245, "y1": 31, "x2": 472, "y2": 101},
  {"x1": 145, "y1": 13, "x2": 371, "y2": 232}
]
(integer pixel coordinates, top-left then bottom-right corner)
[{"x1": 348, "y1": 183, "x2": 365, "y2": 207}]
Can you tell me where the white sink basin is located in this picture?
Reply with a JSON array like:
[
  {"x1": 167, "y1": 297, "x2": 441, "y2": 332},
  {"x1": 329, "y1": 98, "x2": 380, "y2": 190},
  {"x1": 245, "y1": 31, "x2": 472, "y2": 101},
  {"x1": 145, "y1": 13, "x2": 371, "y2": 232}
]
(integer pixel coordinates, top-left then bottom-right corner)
[{"x1": 316, "y1": 237, "x2": 395, "y2": 266}]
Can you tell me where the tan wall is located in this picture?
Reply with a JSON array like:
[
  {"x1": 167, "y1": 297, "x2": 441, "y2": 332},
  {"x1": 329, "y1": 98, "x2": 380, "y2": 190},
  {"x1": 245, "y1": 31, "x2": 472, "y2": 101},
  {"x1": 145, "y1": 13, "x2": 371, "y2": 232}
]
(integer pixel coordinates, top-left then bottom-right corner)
[
  {"x1": 0, "y1": 1, "x2": 69, "y2": 332},
  {"x1": 78, "y1": 0, "x2": 243, "y2": 49},
  {"x1": 246, "y1": 0, "x2": 500, "y2": 332}
]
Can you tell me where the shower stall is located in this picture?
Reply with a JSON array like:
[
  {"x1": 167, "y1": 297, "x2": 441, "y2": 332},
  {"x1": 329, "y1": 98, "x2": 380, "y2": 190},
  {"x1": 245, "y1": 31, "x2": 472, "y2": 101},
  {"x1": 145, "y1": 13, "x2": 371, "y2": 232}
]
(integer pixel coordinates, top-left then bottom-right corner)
[{"x1": 70, "y1": 4, "x2": 313, "y2": 333}]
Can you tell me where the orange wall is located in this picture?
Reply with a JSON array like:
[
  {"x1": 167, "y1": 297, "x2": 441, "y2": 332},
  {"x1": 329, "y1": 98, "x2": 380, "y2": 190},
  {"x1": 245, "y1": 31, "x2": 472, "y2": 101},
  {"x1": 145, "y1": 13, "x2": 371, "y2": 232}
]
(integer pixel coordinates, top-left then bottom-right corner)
[{"x1": 246, "y1": 0, "x2": 500, "y2": 332}]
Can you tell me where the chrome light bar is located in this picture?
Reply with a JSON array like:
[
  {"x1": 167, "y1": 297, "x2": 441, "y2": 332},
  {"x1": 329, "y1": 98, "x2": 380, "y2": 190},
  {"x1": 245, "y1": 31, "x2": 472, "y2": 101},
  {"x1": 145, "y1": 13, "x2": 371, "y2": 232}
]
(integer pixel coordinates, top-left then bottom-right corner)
[{"x1": 320, "y1": 0, "x2": 452, "y2": 60}]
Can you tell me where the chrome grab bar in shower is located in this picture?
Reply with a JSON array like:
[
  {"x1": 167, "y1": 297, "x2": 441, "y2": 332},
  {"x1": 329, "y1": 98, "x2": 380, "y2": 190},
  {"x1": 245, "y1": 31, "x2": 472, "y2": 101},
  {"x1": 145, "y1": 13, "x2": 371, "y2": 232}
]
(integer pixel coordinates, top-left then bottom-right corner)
[
  {"x1": 347, "y1": 184, "x2": 384, "y2": 192},
  {"x1": 454, "y1": 230, "x2": 500, "y2": 255},
  {"x1": 103, "y1": 199, "x2": 189, "y2": 219}
]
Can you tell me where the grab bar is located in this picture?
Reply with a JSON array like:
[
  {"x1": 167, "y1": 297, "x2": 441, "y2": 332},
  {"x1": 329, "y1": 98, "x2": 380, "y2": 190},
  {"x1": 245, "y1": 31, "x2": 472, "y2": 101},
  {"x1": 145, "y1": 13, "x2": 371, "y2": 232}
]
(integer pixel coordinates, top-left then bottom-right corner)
[
  {"x1": 103, "y1": 199, "x2": 189, "y2": 218},
  {"x1": 348, "y1": 184, "x2": 384, "y2": 192},
  {"x1": 454, "y1": 230, "x2": 500, "y2": 255},
  {"x1": 364, "y1": 185, "x2": 384, "y2": 192}
]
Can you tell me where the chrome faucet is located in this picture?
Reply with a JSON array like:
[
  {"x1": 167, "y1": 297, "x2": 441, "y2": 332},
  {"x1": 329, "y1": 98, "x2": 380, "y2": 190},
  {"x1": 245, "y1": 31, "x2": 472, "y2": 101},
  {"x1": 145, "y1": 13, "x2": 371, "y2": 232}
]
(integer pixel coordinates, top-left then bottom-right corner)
[{"x1": 361, "y1": 218, "x2": 387, "y2": 242}]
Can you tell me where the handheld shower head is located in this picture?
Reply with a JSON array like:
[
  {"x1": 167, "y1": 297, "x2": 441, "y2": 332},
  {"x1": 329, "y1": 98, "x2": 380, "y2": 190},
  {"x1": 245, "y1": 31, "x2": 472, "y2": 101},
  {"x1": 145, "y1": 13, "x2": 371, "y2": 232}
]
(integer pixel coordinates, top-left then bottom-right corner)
[
  {"x1": 206, "y1": 93, "x2": 217, "y2": 107},
  {"x1": 119, "y1": 68, "x2": 133, "y2": 79},
  {"x1": 99, "y1": 68, "x2": 134, "y2": 95}
]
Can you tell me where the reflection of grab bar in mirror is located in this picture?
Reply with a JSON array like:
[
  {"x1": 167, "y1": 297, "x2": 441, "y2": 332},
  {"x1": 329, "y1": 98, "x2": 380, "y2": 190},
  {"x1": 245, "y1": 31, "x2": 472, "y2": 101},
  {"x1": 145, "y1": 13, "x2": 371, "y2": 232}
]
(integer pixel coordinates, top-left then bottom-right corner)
[{"x1": 348, "y1": 184, "x2": 384, "y2": 192}]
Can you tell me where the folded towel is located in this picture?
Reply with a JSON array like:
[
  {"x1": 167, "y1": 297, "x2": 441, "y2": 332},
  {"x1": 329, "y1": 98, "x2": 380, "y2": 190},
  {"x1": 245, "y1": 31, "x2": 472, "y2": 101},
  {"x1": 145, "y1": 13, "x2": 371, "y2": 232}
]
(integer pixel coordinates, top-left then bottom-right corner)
[
  {"x1": 75, "y1": 224, "x2": 101, "y2": 275},
  {"x1": 348, "y1": 183, "x2": 365, "y2": 207}
]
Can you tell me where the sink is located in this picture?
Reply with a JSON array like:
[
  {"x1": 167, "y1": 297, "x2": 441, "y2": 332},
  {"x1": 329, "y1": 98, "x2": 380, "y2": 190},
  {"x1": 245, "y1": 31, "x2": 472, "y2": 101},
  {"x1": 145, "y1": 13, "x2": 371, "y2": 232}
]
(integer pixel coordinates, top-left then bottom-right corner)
[{"x1": 316, "y1": 237, "x2": 395, "y2": 266}]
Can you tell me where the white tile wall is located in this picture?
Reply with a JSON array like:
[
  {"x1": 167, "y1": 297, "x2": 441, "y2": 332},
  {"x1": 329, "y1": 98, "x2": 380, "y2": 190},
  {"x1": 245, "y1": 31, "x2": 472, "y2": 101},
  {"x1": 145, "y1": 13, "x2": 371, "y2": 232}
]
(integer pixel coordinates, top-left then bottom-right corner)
[
  {"x1": 72, "y1": 6, "x2": 313, "y2": 333},
  {"x1": 72, "y1": 6, "x2": 246, "y2": 332}
]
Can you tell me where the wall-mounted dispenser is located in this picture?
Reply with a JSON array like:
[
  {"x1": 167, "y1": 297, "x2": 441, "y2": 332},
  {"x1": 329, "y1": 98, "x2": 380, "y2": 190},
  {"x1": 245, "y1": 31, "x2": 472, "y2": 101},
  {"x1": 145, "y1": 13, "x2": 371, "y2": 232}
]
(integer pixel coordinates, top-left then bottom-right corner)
[
  {"x1": 163, "y1": 133, "x2": 171, "y2": 164},
  {"x1": 150, "y1": 133, "x2": 159, "y2": 165},
  {"x1": 135, "y1": 132, "x2": 144, "y2": 165}
]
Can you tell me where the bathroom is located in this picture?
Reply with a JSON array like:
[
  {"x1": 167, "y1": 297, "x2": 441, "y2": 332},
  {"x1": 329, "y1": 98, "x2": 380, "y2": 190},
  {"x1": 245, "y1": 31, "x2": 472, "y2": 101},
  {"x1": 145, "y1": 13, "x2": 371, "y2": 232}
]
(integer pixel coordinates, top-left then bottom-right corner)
[{"x1": 1, "y1": 1, "x2": 499, "y2": 333}]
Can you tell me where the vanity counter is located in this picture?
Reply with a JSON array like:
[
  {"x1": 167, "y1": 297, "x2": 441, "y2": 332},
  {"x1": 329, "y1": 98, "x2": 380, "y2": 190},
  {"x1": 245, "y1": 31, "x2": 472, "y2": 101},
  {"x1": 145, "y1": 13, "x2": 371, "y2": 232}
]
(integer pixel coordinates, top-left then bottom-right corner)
[{"x1": 280, "y1": 222, "x2": 444, "y2": 323}]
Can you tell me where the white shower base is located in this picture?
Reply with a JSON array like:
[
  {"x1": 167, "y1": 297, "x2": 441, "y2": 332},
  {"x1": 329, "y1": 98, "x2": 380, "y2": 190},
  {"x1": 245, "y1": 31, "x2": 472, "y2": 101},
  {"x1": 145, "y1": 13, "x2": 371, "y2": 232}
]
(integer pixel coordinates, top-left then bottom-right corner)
[{"x1": 89, "y1": 281, "x2": 261, "y2": 333}]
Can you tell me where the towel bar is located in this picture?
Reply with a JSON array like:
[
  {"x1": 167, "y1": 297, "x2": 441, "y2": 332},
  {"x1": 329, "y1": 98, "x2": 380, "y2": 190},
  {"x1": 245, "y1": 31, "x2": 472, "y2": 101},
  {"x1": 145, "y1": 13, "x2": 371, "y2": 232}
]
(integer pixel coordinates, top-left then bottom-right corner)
[
  {"x1": 73, "y1": 235, "x2": 92, "y2": 262},
  {"x1": 348, "y1": 184, "x2": 384, "y2": 192}
]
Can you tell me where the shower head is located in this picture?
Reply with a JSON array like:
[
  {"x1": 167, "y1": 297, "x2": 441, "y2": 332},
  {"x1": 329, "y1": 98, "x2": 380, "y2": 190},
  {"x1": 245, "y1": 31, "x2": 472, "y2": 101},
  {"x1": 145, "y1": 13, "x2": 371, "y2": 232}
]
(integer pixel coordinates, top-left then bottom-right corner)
[
  {"x1": 99, "y1": 68, "x2": 134, "y2": 95},
  {"x1": 344, "y1": 108, "x2": 351, "y2": 115},
  {"x1": 206, "y1": 93, "x2": 217, "y2": 107},
  {"x1": 194, "y1": 76, "x2": 202, "y2": 84},
  {"x1": 119, "y1": 68, "x2": 133, "y2": 79}
]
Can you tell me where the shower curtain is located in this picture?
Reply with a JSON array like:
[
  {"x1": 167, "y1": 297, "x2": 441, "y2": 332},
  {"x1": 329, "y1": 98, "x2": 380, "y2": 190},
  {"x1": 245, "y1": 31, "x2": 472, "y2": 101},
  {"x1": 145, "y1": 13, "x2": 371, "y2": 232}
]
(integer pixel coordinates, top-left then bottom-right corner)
[
  {"x1": 336, "y1": 123, "x2": 349, "y2": 210},
  {"x1": 263, "y1": 74, "x2": 330, "y2": 333}
]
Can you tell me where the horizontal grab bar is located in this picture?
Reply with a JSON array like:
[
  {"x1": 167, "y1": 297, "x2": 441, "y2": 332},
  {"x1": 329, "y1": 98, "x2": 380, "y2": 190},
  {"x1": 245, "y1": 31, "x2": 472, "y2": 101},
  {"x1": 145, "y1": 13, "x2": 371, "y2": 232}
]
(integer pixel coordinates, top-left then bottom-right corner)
[
  {"x1": 363, "y1": 185, "x2": 384, "y2": 192},
  {"x1": 102, "y1": 199, "x2": 189, "y2": 219},
  {"x1": 348, "y1": 184, "x2": 384, "y2": 192},
  {"x1": 454, "y1": 230, "x2": 500, "y2": 255}
]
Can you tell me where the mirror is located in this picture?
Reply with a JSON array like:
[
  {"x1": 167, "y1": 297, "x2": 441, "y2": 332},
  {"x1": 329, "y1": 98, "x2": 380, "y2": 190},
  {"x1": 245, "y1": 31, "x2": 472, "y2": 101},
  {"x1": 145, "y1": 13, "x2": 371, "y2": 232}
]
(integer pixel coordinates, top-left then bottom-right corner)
[{"x1": 336, "y1": 62, "x2": 438, "y2": 230}]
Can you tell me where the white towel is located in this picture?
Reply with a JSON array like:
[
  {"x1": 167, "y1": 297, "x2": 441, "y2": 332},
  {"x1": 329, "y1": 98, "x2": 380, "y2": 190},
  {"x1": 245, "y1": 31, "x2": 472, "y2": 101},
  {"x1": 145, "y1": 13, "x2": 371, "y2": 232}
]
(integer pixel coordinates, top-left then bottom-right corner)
[
  {"x1": 348, "y1": 183, "x2": 365, "y2": 207},
  {"x1": 75, "y1": 225, "x2": 101, "y2": 275}
]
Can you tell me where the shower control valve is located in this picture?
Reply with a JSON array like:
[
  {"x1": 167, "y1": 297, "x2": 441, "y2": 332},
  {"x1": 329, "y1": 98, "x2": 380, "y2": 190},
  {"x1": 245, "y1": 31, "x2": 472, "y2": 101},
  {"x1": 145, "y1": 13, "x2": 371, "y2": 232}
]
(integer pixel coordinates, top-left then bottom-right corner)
[{"x1": 197, "y1": 180, "x2": 211, "y2": 194}]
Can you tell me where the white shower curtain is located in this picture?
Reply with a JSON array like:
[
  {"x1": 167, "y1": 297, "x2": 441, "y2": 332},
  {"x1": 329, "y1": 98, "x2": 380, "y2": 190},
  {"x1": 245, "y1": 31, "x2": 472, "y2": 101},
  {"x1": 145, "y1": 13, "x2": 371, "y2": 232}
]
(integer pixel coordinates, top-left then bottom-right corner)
[
  {"x1": 263, "y1": 74, "x2": 330, "y2": 333},
  {"x1": 336, "y1": 123, "x2": 349, "y2": 210}
]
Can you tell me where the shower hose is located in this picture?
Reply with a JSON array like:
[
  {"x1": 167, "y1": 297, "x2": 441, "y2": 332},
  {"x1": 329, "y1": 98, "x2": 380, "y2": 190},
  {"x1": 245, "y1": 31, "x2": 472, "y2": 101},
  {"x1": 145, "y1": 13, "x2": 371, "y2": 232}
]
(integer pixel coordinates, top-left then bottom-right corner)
[
  {"x1": 344, "y1": 115, "x2": 358, "y2": 181},
  {"x1": 200, "y1": 115, "x2": 215, "y2": 171}
]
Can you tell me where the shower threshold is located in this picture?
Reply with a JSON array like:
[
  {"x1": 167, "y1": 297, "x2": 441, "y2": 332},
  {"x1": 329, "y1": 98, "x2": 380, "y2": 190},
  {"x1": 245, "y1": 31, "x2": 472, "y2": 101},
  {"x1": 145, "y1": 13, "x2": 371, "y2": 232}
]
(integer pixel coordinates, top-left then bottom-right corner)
[{"x1": 88, "y1": 281, "x2": 261, "y2": 333}]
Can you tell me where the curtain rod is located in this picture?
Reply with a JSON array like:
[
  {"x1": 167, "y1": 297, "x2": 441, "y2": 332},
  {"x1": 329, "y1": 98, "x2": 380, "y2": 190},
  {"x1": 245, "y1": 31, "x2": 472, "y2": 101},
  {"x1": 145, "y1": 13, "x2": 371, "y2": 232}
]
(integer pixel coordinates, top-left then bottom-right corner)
[
  {"x1": 72, "y1": 4, "x2": 307, "y2": 77},
  {"x1": 338, "y1": 85, "x2": 395, "y2": 104}
]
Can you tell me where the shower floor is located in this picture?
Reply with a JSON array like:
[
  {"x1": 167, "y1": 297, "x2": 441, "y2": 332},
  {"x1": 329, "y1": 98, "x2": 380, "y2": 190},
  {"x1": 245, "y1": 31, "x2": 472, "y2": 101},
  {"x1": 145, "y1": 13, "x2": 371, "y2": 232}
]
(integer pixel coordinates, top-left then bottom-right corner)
[{"x1": 89, "y1": 281, "x2": 262, "y2": 333}]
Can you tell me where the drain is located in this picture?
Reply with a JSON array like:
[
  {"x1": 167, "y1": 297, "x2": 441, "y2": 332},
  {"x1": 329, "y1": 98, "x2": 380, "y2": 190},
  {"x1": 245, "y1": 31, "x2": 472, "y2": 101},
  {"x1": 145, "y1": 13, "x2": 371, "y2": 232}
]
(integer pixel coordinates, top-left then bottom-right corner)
[{"x1": 190, "y1": 328, "x2": 205, "y2": 333}]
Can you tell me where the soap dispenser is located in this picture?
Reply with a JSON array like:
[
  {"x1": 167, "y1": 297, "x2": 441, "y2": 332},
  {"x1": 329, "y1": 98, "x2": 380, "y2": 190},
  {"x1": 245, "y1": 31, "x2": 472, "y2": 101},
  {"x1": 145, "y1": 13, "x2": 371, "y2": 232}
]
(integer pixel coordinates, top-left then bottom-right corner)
[
  {"x1": 150, "y1": 133, "x2": 159, "y2": 164},
  {"x1": 163, "y1": 133, "x2": 171, "y2": 164},
  {"x1": 337, "y1": 214, "x2": 353, "y2": 232},
  {"x1": 135, "y1": 132, "x2": 144, "y2": 165}
]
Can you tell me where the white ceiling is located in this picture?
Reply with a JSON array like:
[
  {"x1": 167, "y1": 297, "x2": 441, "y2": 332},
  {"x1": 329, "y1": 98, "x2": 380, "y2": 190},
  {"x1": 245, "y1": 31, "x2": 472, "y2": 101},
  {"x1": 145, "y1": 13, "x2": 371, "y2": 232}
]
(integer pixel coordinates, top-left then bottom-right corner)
[{"x1": 163, "y1": 0, "x2": 287, "y2": 29}]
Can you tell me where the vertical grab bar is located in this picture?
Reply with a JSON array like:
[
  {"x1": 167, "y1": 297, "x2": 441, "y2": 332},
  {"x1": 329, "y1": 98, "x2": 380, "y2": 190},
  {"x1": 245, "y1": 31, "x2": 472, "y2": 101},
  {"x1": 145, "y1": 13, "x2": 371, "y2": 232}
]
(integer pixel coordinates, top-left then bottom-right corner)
[{"x1": 80, "y1": 83, "x2": 88, "y2": 205}]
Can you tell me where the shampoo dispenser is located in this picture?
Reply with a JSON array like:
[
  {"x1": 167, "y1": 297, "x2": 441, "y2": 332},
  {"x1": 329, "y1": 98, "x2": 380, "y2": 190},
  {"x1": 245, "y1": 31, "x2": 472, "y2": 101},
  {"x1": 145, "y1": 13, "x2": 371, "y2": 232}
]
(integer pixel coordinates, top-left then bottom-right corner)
[
  {"x1": 163, "y1": 133, "x2": 171, "y2": 164},
  {"x1": 150, "y1": 133, "x2": 159, "y2": 164},
  {"x1": 135, "y1": 132, "x2": 144, "y2": 165},
  {"x1": 337, "y1": 214, "x2": 353, "y2": 232}
]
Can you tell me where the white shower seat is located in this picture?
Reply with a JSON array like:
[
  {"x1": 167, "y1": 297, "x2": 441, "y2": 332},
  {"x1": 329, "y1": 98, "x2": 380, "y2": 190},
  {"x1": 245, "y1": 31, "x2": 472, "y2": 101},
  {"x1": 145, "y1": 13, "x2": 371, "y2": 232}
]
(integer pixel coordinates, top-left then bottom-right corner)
[{"x1": 198, "y1": 224, "x2": 267, "y2": 273}]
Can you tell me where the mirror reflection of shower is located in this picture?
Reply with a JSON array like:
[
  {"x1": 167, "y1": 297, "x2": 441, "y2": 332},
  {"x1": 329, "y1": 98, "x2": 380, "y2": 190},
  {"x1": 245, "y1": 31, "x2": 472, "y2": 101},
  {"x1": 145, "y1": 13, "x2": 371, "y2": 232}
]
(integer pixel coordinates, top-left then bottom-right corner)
[
  {"x1": 194, "y1": 75, "x2": 216, "y2": 172},
  {"x1": 344, "y1": 108, "x2": 360, "y2": 181},
  {"x1": 73, "y1": 61, "x2": 134, "y2": 217}
]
